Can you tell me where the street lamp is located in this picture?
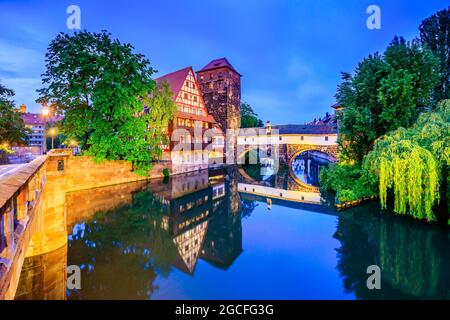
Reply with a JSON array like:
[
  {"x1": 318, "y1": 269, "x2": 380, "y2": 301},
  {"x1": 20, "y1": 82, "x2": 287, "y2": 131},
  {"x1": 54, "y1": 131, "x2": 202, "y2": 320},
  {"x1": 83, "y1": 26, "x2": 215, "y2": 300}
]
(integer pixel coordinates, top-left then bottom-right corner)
[
  {"x1": 41, "y1": 102, "x2": 50, "y2": 154},
  {"x1": 49, "y1": 128, "x2": 57, "y2": 150},
  {"x1": 41, "y1": 103, "x2": 50, "y2": 117},
  {"x1": 70, "y1": 140, "x2": 78, "y2": 155}
]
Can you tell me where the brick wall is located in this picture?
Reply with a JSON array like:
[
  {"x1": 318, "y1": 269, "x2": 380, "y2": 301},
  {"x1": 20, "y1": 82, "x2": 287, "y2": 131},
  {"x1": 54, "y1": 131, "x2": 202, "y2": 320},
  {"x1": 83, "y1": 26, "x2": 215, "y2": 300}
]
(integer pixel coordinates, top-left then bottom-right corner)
[
  {"x1": 197, "y1": 67, "x2": 241, "y2": 132},
  {"x1": 65, "y1": 156, "x2": 171, "y2": 193}
]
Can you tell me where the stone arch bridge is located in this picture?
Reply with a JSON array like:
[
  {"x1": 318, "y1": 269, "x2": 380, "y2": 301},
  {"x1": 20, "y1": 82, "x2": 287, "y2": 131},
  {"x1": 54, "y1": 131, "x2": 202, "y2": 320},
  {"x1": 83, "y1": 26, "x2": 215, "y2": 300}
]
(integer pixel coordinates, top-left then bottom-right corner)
[{"x1": 236, "y1": 124, "x2": 338, "y2": 166}]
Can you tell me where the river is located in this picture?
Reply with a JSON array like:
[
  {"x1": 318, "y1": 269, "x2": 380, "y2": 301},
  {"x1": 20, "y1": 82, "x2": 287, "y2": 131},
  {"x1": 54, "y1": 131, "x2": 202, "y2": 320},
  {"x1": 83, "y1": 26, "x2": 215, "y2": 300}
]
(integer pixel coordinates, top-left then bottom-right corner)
[{"x1": 14, "y1": 154, "x2": 450, "y2": 300}]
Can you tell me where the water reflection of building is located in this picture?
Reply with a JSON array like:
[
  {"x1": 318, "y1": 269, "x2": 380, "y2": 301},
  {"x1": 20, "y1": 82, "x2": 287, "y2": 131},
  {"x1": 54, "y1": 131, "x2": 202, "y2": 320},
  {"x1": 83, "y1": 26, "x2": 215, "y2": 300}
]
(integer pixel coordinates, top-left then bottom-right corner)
[
  {"x1": 153, "y1": 167, "x2": 243, "y2": 275},
  {"x1": 201, "y1": 205, "x2": 243, "y2": 270},
  {"x1": 15, "y1": 167, "x2": 247, "y2": 298}
]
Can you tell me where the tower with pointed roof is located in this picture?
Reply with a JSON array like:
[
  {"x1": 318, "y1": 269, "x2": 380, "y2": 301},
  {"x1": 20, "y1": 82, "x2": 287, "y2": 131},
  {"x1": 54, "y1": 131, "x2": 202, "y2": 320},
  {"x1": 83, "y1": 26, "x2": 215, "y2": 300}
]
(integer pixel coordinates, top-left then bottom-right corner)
[{"x1": 196, "y1": 58, "x2": 242, "y2": 132}]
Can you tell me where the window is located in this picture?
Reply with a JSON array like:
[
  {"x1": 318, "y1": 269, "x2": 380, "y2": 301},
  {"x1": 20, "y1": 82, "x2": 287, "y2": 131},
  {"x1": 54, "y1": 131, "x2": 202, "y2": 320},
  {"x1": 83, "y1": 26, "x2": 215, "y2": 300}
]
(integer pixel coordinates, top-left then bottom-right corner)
[
  {"x1": 194, "y1": 96, "x2": 197, "y2": 102},
  {"x1": 301, "y1": 136, "x2": 304, "y2": 141},
  {"x1": 184, "y1": 93, "x2": 189, "y2": 99},
  {"x1": 325, "y1": 136, "x2": 329, "y2": 141}
]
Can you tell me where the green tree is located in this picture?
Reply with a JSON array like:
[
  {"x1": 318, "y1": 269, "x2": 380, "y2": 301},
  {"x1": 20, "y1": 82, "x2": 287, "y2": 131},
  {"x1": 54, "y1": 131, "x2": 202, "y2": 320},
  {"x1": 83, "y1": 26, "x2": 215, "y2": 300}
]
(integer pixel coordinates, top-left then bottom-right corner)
[
  {"x1": 38, "y1": 31, "x2": 175, "y2": 174},
  {"x1": 363, "y1": 101, "x2": 449, "y2": 221},
  {"x1": 0, "y1": 82, "x2": 30, "y2": 156},
  {"x1": 240, "y1": 102, "x2": 263, "y2": 128},
  {"x1": 420, "y1": 7, "x2": 450, "y2": 102},
  {"x1": 336, "y1": 37, "x2": 440, "y2": 163}
]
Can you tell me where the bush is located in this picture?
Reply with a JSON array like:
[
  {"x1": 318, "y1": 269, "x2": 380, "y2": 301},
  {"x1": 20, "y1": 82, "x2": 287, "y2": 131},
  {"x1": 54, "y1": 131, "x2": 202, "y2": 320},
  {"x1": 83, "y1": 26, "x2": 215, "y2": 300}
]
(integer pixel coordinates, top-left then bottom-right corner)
[
  {"x1": 163, "y1": 168, "x2": 170, "y2": 178},
  {"x1": 320, "y1": 163, "x2": 378, "y2": 203}
]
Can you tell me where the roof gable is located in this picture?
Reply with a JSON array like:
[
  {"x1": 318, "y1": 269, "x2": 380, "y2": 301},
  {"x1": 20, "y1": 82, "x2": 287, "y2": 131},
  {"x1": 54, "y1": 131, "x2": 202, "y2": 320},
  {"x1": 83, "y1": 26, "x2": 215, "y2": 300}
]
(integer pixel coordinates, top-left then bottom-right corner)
[
  {"x1": 197, "y1": 58, "x2": 241, "y2": 76},
  {"x1": 155, "y1": 67, "x2": 218, "y2": 124},
  {"x1": 155, "y1": 67, "x2": 192, "y2": 101}
]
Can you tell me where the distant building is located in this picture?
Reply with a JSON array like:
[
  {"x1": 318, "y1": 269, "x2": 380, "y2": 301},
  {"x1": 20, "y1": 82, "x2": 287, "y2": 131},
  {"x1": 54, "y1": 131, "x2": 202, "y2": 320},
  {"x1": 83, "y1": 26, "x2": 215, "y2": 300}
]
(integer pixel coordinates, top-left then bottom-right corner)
[
  {"x1": 196, "y1": 58, "x2": 242, "y2": 132},
  {"x1": 18, "y1": 104, "x2": 62, "y2": 155}
]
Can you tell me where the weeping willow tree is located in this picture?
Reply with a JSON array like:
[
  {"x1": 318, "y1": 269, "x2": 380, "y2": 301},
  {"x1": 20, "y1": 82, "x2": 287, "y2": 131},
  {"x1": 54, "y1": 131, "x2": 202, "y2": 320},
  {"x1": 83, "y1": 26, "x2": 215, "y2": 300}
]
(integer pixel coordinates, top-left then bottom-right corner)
[{"x1": 364, "y1": 100, "x2": 449, "y2": 221}]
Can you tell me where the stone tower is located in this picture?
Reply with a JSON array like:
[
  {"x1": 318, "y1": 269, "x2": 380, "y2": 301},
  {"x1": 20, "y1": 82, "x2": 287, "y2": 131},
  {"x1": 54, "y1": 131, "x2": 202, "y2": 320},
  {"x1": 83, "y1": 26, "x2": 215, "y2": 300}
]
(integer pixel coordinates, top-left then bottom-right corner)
[{"x1": 196, "y1": 58, "x2": 242, "y2": 132}]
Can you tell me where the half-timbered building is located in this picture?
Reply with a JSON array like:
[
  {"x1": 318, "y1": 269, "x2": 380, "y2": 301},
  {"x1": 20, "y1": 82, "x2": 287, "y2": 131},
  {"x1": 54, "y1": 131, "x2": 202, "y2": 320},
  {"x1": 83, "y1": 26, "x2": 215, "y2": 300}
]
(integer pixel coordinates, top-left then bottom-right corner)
[{"x1": 155, "y1": 67, "x2": 224, "y2": 157}]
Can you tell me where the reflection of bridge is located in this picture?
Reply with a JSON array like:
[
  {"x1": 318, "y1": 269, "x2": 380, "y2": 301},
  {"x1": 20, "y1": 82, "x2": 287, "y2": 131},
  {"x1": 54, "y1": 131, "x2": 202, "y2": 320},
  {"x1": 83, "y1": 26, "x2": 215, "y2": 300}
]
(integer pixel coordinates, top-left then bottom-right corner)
[
  {"x1": 238, "y1": 183, "x2": 337, "y2": 216},
  {"x1": 236, "y1": 124, "x2": 338, "y2": 166}
]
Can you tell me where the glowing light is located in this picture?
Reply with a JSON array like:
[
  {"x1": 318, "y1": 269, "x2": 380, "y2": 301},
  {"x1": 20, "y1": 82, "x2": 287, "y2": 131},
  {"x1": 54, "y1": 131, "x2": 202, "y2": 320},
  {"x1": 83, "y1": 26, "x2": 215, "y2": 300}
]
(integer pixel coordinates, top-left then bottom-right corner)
[{"x1": 41, "y1": 102, "x2": 50, "y2": 117}]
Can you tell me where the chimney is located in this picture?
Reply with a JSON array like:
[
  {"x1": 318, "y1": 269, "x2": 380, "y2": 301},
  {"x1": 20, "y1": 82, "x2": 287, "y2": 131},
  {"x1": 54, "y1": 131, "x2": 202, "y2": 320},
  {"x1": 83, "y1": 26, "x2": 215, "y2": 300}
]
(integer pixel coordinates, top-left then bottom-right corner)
[
  {"x1": 266, "y1": 121, "x2": 272, "y2": 134},
  {"x1": 20, "y1": 104, "x2": 27, "y2": 113}
]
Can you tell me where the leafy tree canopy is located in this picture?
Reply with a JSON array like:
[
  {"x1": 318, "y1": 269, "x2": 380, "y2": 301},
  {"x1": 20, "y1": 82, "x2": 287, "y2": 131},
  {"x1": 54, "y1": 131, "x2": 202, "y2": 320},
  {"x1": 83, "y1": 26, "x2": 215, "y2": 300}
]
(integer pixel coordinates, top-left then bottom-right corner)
[
  {"x1": 38, "y1": 31, "x2": 176, "y2": 174},
  {"x1": 364, "y1": 100, "x2": 449, "y2": 221},
  {"x1": 0, "y1": 81, "x2": 30, "y2": 151},
  {"x1": 420, "y1": 7, "x2": 450, "y2": 102},
  {"x1": 240, "y1": 102, "x2": 263, "y2": 128},
  {"x1": 336, "y1": 37, "x2": 440, "y2": 163}
]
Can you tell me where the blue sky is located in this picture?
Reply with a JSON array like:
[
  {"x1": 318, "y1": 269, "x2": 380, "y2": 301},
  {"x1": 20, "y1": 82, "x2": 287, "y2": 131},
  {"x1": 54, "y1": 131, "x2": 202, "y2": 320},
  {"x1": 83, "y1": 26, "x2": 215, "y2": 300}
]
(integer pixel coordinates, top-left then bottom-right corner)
[{"x1": 0, "y1": 0, "x2": 446, "y2": 124}]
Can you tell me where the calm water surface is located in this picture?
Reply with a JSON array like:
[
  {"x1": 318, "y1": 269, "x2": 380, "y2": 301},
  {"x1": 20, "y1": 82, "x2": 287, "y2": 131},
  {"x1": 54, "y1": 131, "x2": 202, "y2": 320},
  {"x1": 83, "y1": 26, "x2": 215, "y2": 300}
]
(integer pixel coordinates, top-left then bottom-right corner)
[{"x1": 16, "y1": 157, "x2": 450, "y2": 300}]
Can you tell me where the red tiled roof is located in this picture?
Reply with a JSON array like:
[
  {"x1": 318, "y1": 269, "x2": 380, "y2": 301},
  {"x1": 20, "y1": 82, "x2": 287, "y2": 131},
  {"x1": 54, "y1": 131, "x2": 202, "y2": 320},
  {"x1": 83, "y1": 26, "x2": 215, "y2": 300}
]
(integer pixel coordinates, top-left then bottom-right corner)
[
  {"x1": 273, "y1": 124, "x2": 337, "y2": 135},
  {"x1": 21, "y1": 113, "x2": 63, "y2": 126},
  {"x1": 155, "y1": 67, "x2": 219, "y2": 125},
  {"x1": 155, "y1": 67, "x2": 192, "y2": 101},
  {"x1": 177, "y1": 111, "x2": 216, "y2": 123},
  {"x1": 197, "y1": 58, "x2": 241, "y2": 76}
]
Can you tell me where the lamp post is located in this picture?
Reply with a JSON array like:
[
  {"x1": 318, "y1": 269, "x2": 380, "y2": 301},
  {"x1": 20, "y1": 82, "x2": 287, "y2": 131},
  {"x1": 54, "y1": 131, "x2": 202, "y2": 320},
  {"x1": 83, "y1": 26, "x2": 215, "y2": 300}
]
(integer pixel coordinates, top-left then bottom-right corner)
[
  {"x1": 70, "y1": 140, "x2": 78, "y2": 155},
  {"x1": 41, "y1": 102, "x2": 50, "y2": 154},
  {"x1": 49, "y1": 128, "x2": 56, "y2": 150}
]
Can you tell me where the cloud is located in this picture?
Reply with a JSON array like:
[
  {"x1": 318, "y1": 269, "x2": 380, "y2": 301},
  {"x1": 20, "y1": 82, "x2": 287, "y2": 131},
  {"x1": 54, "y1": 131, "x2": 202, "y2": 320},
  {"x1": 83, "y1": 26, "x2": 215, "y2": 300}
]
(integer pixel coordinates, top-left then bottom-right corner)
[
  {"x1": 0, "y1": 40, "x2": 42, "y2": 74},
  {"x1": 287, "y1": 56, "x2": 313, "y2": 79}
]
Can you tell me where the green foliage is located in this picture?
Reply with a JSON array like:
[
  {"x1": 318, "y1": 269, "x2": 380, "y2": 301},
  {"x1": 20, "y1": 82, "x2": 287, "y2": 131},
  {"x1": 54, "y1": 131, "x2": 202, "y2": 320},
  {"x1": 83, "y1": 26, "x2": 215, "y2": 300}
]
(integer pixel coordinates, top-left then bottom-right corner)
[
  {"x1": 364, "y1": 102, "x2": 449, "y2": 221},
  {"x1": 240, "y1": 102, "x2": 263, "y2": 128},
  {"x1": 320, "y1": 163, "x2": 378, "y2": 203},
  {"x1": 0, "y1": 81, "x2": 30, "y2": 148},
  {"x1": 38, "y1": 31, "x2": 175, "y2": 175},
  {"x1": 420, "y1": 7, "x2": 450, "y2": 102},
  {"x1": 337, "y1": 37, "x2": 440, "y2": 164}
]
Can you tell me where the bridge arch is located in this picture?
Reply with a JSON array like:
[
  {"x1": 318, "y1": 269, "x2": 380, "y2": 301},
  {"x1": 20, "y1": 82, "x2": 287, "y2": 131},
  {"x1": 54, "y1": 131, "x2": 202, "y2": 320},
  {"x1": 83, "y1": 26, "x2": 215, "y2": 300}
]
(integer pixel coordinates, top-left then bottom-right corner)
[
  {"x1": 237, "y1": 145, "x2": 273, "y2": 165},
  {"x1": 286, "y1": 144, "x2": 338, "y2": 168}
]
